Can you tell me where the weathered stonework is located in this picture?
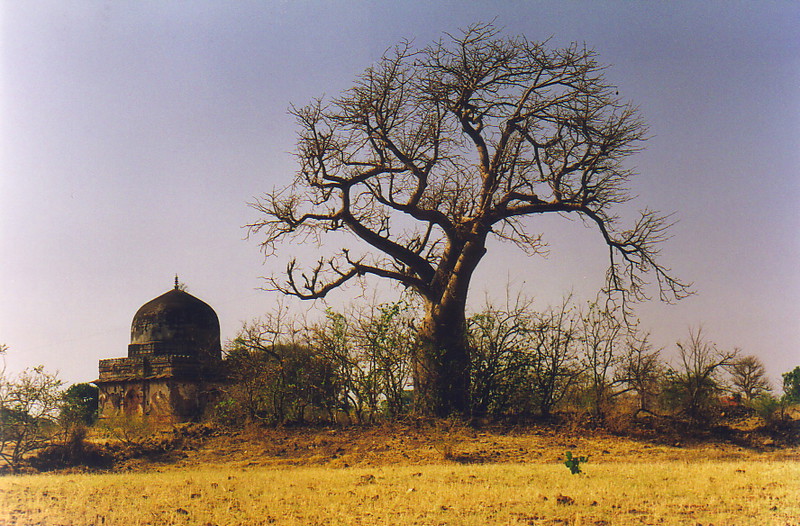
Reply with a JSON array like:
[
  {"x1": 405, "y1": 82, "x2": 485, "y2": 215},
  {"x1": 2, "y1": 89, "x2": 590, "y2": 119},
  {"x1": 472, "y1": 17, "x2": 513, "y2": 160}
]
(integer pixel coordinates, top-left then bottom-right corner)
[{"x1": 96, "y1": 284, "x2": 223, "y2": 423}]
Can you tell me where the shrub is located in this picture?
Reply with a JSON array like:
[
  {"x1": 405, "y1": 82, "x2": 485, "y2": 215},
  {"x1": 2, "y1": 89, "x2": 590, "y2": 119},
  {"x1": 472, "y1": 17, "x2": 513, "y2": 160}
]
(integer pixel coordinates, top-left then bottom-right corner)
[
  {"x1": 29, "y1": 425, "x2": 114, "y2": 471},
  {"x1": 783, "y1": 366, "x2": 800, "y2": 404},
  {"x1": 0, "y1": 366, "x2": 63, "y2": 472},
  {"x1": 467, "y1": 299, "x2": 537, "y2": 417},
  {"x1": 222, "y1": 340, "x2": 338, "y2": 426},
  {"x1": 662, "y1": 328, "x2": 738, "y2": 425},
  {"x1": 314, "y1": 301, "x2": 416, "y2": 423},
  {"x1": 96, "y1": 415, "x2": 154, "y2": 446},
  {"x1": 747, "y1": 394, "x2": 785, "y2": 426},
  {"x1": 563, "y1": 451, "x2": 589, "y2": 474},
  {"x1": 60, "y1": 383, "x2": 99, "y2": 427}
]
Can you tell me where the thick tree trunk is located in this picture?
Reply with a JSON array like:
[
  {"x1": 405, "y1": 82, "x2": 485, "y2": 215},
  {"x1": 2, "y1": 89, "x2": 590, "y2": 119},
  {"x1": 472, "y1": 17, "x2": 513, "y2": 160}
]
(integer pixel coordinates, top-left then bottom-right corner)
[
  {"x1": 414, "y1": 301, "x2": 471, "y2": 417},
  {"x1": 412, "y1": 236, "x2": 487, "y2": 417}
]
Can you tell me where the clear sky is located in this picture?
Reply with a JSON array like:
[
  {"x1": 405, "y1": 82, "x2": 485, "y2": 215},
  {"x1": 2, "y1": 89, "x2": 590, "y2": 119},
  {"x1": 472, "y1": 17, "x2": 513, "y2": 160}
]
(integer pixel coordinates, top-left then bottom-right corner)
[{"x1": 2, "y1": 1, "x2": 798, "y2": 387}]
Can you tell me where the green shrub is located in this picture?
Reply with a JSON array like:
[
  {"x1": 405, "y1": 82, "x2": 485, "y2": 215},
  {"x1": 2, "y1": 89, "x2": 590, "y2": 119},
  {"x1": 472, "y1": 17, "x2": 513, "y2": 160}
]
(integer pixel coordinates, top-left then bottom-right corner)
[
  {"x1": 60, "y1": 383, "x2": 98, "y2": 426},
  {"x1": 563, "y1": 451, "x2": 588, "y2": 474},
  {"x1": 783, "y1": 366, "x2": 800, "y2": 404}
]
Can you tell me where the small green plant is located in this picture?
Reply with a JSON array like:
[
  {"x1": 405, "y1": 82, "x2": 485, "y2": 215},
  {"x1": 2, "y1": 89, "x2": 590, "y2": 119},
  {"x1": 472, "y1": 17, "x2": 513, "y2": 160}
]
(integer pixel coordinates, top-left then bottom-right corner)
[{"x1": 564, "y1": 451, "x2": 588, "y2": 474}]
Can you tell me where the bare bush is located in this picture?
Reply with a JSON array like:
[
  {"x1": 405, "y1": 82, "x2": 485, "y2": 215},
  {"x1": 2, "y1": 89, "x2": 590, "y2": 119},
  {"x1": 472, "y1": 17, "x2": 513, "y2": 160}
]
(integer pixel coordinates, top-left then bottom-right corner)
[
  {"x1": 663, "y1": 328, "x2": 738, "y2": 424},
  {"x1": 313, "y1": 300, "x2": 417, "y2": 423},
  {"x1": 524, "y1": 298, "x2": 583, "y2": 417},
  {"x1": 577, "y1": 301, "x2": 626, "y2": 420},
  {"x1": 0, "y1": 365, "x2": 63, "y2": 471},
  {"x1": 468, "y1": 296, "x2": 536, "y2": 417},
  {"x1": 617, "y1": 332, "x2": 664, "y2": 414}
]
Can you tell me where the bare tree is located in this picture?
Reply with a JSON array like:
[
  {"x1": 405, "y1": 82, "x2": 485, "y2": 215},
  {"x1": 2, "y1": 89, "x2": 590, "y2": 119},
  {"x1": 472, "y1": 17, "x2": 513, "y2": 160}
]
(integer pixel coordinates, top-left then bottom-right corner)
[
  {"x1": 525, "y1": 298, "x2": 582, "y2": 417},
  {"x1": 0, "y1": 366, "x2": 63, "y2": 471},
  {"x1": 618, "y1": 331, "x2": 664, "y2": 414},
  {"x1": 248, "y1": 23, "x2": 689, "y2": 416},
  {"x1": 664, "y1": 327, "x2": 738, "y2": 423},
  {"x1": 578, "y1": 301, "x2": 625, "y2": 420},
  {"x1": 729, "y1": 355, "x2": 771, "y2": 401}
]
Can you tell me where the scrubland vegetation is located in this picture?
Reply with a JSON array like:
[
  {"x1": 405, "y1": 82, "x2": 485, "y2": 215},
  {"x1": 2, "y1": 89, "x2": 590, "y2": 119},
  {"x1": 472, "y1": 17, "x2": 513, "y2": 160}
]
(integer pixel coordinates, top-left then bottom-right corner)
[
  {"x1": 0, "y1": 304, "x2": 797, "y2": 526},
  {"x1": 210, "y1": 296, "x2": 798, "y2": 429},
  {"x1": 1, "y1": 296, "x2": 799, "y2": 525},
  {"x1": 2, "y1": 295, "x2": 800, "y2": 467}
]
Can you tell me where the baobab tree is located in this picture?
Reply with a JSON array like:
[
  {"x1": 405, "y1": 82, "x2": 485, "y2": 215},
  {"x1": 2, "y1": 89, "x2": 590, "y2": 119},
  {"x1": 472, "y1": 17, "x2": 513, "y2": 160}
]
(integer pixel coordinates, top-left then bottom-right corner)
[
  {"x1": 249, "y1": 23, "x2": 689, "y2": 416},
  {"x1": 730, "y1": 355, "x2": 771, "y2": 401}
]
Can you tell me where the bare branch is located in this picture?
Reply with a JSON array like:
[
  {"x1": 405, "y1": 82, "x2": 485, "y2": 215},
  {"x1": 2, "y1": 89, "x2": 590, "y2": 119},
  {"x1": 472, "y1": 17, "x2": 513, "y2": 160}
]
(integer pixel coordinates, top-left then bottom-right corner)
[{"x1": 248, "y1": 24, "x2": 689, "y2": 382}]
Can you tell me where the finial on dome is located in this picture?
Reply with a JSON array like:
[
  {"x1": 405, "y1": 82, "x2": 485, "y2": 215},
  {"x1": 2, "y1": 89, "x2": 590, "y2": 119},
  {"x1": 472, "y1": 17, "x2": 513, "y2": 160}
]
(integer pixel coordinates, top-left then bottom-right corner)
[{"x1": 175, "y1": 275, "x2": 179, "y2": 289}]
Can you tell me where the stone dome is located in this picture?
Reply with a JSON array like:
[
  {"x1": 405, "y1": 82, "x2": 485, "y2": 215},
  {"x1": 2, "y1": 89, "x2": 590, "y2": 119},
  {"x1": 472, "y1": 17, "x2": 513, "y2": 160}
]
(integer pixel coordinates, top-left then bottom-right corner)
[{"x1": 128, "y1": 285, "x2": 221, "y2": 362}]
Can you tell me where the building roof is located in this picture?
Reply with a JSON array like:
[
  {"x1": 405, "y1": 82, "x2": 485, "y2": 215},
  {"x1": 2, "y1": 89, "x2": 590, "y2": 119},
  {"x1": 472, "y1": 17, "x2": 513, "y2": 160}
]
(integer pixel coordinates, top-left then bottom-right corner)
[{"x1": 129, "y1": 285, "x2": 221, "y2": 362}]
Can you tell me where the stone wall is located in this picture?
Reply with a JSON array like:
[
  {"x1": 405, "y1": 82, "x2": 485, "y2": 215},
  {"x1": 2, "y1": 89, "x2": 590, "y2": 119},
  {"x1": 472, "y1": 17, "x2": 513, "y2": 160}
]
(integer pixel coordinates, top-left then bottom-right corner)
[
  {"x1": 99, "y1": 355, "x2": 202, "y2": 382},
  {"x1": 98, "y1": 379, "x2": 204, "y2": 423}
]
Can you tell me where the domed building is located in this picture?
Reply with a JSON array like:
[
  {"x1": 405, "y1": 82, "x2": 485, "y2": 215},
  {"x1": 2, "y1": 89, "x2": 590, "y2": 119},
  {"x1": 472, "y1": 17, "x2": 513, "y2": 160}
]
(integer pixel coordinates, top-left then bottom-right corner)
[{"x1": 97, "y1": 279, "x2": 223, "y2": 422}]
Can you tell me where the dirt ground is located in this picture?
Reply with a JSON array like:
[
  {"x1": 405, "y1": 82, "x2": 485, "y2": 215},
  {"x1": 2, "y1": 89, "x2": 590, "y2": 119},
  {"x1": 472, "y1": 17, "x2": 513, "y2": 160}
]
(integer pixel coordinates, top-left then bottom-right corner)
[{"x1": 105, "y1": 416, "x2": 799, "y2": 473}]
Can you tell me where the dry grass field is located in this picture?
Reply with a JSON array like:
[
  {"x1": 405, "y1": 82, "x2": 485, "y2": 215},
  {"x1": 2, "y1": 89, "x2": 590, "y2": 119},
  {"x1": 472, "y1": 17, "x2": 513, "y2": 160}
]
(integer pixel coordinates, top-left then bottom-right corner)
[
  {"x1": 1, "y1": 461, "x2": 798, "y2": 525},
  {"x1": 1, "y1": 422, "x2": 798, "y2": 525}
]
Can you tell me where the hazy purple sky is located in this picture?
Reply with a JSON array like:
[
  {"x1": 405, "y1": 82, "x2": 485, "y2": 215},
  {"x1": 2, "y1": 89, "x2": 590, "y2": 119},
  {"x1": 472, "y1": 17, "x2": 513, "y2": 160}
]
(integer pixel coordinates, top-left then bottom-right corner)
[{"x1": 2, "y1": 1, "x2": 798, "y2": 387}]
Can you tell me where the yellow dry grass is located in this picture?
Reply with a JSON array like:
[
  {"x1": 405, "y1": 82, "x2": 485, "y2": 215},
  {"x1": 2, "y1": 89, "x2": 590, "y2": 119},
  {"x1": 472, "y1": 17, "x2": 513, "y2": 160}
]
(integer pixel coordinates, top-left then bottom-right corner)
[{"x1": 1, "y1": 460, "x2": 798, "y2": 525}]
